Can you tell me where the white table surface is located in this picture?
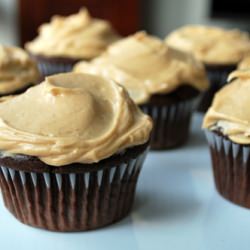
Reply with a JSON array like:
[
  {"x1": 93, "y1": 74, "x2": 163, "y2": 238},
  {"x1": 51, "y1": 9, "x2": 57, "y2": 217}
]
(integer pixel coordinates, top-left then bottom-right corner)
[{"x1": 1, "y1": 113, "x2": 250, "y2": 250}]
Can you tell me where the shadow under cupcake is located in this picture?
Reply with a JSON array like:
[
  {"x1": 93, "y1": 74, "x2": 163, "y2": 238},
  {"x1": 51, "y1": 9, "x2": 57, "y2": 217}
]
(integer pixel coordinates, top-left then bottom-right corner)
[
  {"x1": 166, "y1": 25, "x2": 250, "y2": 112},
  {"x1": 203, "y1": 69, "x2": 250, "y2": 208},
  {"x1": 0, "y1": 73, "x2": 152, "y2": 231},
  {"x1": 74, "y1": 31, "x2": 209, "y2": 150}
]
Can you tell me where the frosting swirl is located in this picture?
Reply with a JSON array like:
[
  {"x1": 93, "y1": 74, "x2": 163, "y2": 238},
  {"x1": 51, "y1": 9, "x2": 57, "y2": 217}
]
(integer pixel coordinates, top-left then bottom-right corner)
[
  {"x1": 166, "y1": 25, "x2": 250, "y2": 65},
  {"x1": 238, "y1": 56, "x2": 250, "y2": 70},
  {"x1": 0, "y1": 45, "x2": 40, "y2": 95},
  {"x1": 74, "y1": 31, "x2": 208, "y2": 104},
  {"x1": 203, "y1": 70, "x2": 250, "y2": 144},
  {"x1": 0, "y1": 73, "x2": 152, "y2": 166},
  {"x1": 25, "y1": 8, "x2": 120, "y2": 60}
]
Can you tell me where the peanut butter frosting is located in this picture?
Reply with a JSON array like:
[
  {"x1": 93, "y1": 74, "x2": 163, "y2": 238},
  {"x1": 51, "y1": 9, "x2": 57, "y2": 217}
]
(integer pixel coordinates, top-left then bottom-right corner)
[
  {"x1": 0, "y1": 73, "x2": 152, "y2": 166},
  {"x1": 166, "y1": 25, "x2": 250, "y2": 65},
  {"x1": 73, "y1": 31, "x2": 208, "y2": 104},
  {"x1": 25, "y1": 8, "x2": 120, "y2": 60},
  {"x1": 0, "y1": 45, "x2": 40, "y2": 95},
  {"x1": 238, "y1": 56, "x2": 250, "y2": 70},
  {"x1": 203, "y1": 70, "x2": 250, "y2": 144}
]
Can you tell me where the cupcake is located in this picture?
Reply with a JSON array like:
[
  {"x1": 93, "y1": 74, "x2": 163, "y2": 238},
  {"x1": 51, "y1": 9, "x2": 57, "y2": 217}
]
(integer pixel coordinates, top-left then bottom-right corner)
[
  {"x1": 74, "y1": 31, "x2": 208, "y2": 149},
  {"x1": 0, "y1": 45, "x2": 40, "y2": 96},
  {"x1": 203, "y1": 69, "x2": 250, "y2": 208},
  {"x1": 25, "y1": 8, "x2": 120, "y2": 77},
  {"x1": 0, "y1": 73, "x2": 152, "y2": 231},
  {"x1": 166, "y1": 25, "x2": 250, "y2": 112}
]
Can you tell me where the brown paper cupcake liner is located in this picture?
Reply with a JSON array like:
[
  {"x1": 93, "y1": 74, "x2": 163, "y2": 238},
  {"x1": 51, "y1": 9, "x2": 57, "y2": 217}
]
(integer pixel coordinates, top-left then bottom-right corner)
[
  {"x1": 198, "y1": 65, "x2": 236, "y2": 112},
  {"x1": 0, "y1": 145, "x2": 148, "y2": 231},
  {"x1": 205, "y1": 130, "x2": 250, "y2": 208},
  {"x1": 141, "y1": 97, "x2": 198, "y2": 150}
]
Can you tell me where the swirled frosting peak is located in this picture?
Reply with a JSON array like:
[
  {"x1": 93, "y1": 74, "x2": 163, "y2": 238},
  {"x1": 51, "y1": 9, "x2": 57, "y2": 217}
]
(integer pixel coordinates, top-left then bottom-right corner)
[
  {"x1": 74, "y1": 31, "x2": 208, "y2": 104},
  {"x1": 203, "y1": 70, "x2": 250, "y2": 144},
  {"x1": 166, "y1": 25, "x2": 250, "y2": 65},
  {"x1": 0, "y1": 73, "x2": 152, "y2": 166},
  {"x1": 25, "y1": 8, "x2": 120, "y2": 59},
  {"x1": 0, "y1": 45, "x2": 40, "y2": 95}
]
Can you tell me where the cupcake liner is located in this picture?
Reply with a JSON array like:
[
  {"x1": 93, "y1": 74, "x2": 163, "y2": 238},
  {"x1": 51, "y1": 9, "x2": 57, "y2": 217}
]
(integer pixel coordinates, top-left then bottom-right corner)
[
  {"x1": 29, "y1": 53, "x2": 81, "y2": 77},
  {"x1": 37, "y1": 60, "x2": 75, "y2": 77},
  {"x1": 205, "y1": 130, "x2": 250, "y2": 208},
  {"x1": 0, "y1": 147, "x2": 148, "y2": 231},
  {"x1": 198, "y1": 65, "x2": 236, "y2": 112},
  {"x1": 141, "y1": 97, "x2": 198, "y2": 150}
]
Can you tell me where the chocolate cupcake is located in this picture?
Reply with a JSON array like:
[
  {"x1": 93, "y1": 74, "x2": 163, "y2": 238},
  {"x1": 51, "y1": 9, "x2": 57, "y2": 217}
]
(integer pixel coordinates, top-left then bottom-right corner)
[
  {"x1": 0, "y1": 45, "x2": 40, "y2": 96},
  {"x1": 25, "y1": 8, "x2": 120, "y2": 77},
  {"x1": 203, "y1": 69, "x2": 250, "y2": 208},
  {"x1": 166, "y1": 25, "x2": 250, "y2": 112},
  {"x1": 74, "y1": 31, "x2": 208, "y2": 149},
  {"x1": 0, "y1": 73, "x2": 152, "y2": 231}
]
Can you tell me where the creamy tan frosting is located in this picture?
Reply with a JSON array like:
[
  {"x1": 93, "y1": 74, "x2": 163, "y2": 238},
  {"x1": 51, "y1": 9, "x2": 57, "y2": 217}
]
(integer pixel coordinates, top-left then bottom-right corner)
[
  {"x1": 0, "y1": 73, "x2": 152, "y2": 166},
  {"x1": 74, "y1": 62, "x2": 150, "y2": 104},
  {"x1": 74, "y1": 31, "x2": 208, "y2": 104},
  {"x1": 25, "y1": 8, "x2": 120, "y2": 59},
  {"x1": 203, "y1": 70, "x2": 250, "y2": 144},
  {"x1": 166, "y1": 25, "x2": 250, "y2": 65},
  {"x1": 238, "y1": 56, "x2": 250, "y2": 70},
  {"x1": 0, "y1": 45, "x2": 40, "y2": 95}
]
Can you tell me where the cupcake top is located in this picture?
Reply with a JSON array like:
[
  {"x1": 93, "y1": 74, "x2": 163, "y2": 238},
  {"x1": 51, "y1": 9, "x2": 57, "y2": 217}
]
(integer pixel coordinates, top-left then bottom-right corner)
[
  {"x1": 0, "y1": 73, "x2": 152, "y2": 166},
  {"x1": 238, "y1": 56, "x2": 250, "y2": 70},
  {"x1": 203, "y1": 69, "x2": 250, "y2": 144},
  {"x1": 74, "y1": 31, "x2": 208, "y2": 104},
  {"x1": 165, "y1": 25, "x2": 250, "y2": 65},
  {"x1": 25, "y1": 8, "x2": 120, "y2": 60},
  {"x1": 0, "y1": 45, "x2": 40, "y2": 95}
]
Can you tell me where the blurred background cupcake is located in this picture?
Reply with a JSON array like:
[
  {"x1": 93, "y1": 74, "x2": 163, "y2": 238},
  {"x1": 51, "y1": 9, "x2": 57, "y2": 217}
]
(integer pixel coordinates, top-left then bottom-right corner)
[
  {"x1": 203, "y1": 69, "x2": 250, "y2": 208},
  {"x1": 165, "y1": 25, "x2": 250, "y2": 112},
  {"x1": 0, "y1": 45, "x2": 40, "y2": 96},
  {"x1": 0, "y1": 73, "x2": 152, "y2": 231},
  {"x1": 74, "y1": 31, "x2": 209, "y2": 149},
  {"x1": 3, "y1": 0, "x2": 250, "y2": 84},
  {"x1": 25, "y1": 9, "x2": 120, "y2": 77}
]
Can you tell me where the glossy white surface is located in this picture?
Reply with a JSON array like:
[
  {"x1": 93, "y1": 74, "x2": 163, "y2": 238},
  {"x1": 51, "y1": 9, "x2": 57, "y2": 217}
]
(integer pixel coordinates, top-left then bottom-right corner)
[{"x1": 1, "y1": 114, "x2": 250, "y2": 250}]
